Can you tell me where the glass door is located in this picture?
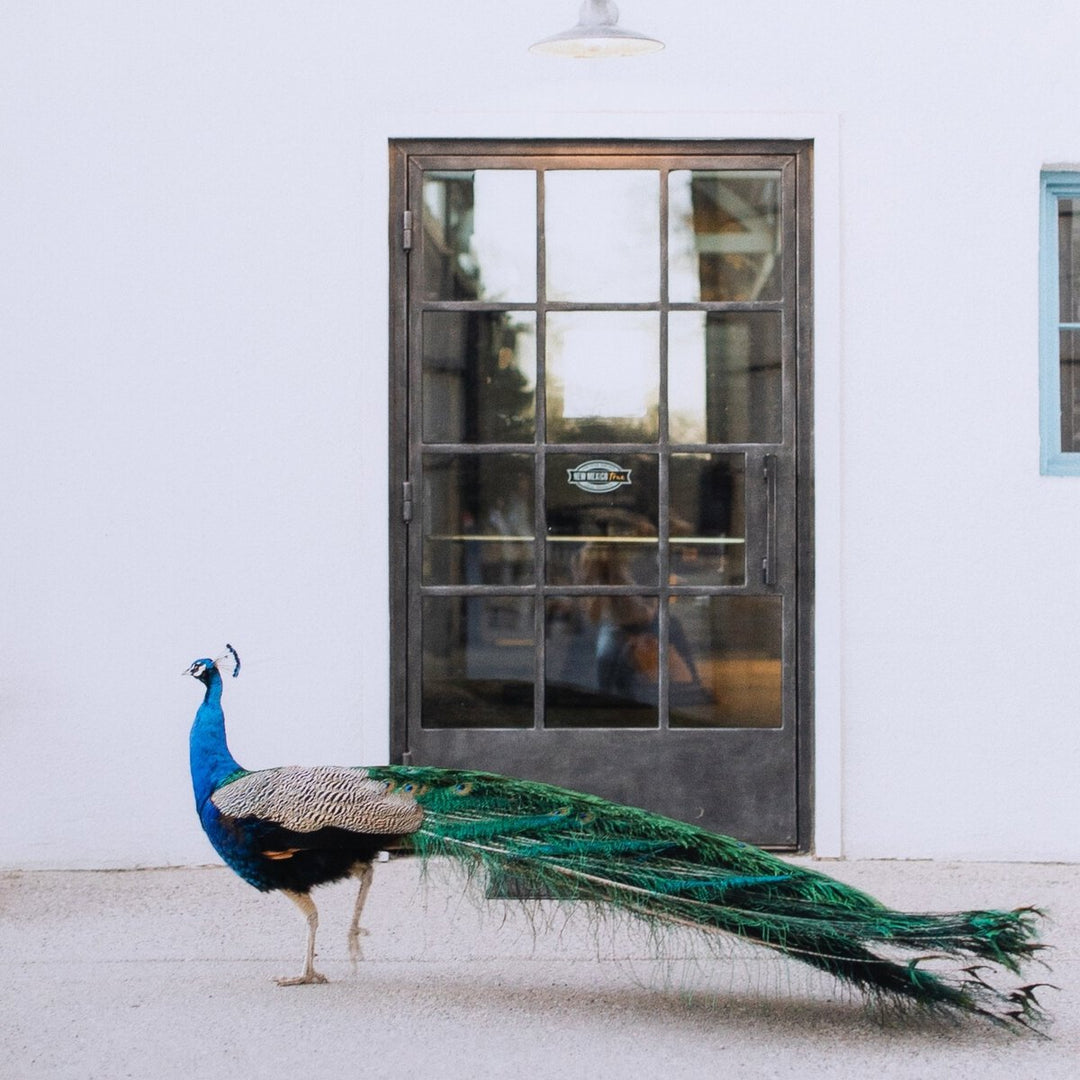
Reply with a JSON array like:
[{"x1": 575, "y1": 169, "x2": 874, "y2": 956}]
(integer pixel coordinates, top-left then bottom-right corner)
[{"x1": 389, "y1": 141, "x2": 812, "y2": 847}]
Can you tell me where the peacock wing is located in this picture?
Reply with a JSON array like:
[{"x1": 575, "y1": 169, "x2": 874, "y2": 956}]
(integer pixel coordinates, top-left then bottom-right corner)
[{"x1": 211, "y1": 765, "x2": 424, "y2": 836}]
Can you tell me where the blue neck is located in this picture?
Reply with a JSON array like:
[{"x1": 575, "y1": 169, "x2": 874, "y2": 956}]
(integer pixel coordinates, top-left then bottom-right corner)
[{"x1": 189, "y1": 667, "x2": 243, "y2": 810}]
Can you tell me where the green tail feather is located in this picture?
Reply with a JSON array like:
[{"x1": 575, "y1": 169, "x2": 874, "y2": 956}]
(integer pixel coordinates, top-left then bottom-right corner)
[{"x1": 367, "y1": 765, "x2": 1050, "y2": 1030}]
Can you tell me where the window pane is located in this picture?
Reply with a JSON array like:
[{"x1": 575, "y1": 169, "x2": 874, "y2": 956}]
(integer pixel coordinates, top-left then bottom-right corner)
[
  {"x1": 422, "y1": 312, "x2": 536, "y2": 443},
  {"x1": 670, "y1": 171, "x2": 781, "y2": 302},
  {"x1": 1062, "y1": 329, "x2": 1080, "y2": 453},
  {"x1": 669, "y1": 311, "x2": 782, "y2": 444},
  {"x1": 669, "y1": 596, "x2": 782, "y2": 728},
  {"x1": 670, "y1": 454, "x2": 746, "y2": 586},
  {"x1": 545, "y1": 171, "x2": 659, "y2": 302},
  {"x1": 545, "y1": 453, "x2": 658, "y2": 587},
  {"x1": 422, "y1": 454, "x2": 534, "y2": 586},
  {"x1": 1059, "y1": 198, "x2": 1080, "y2": 324},
  {"x1": 422, "y1": 596, "x2": 535, "y2": 728},
  {"x1": 421, "y1": 171, "x2": 536, "y2": 301},
  {"x1": 545, "y1": 597, "x2": 659, "y2": 728},
  {"x1": 546, "y1": 311, "x2": 660, "y2": 442}
]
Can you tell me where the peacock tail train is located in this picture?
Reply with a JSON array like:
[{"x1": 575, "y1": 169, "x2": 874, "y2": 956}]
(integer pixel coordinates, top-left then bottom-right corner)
[{"x1": 366, "y1": 764, "x2": 1050, "y2": 1031}]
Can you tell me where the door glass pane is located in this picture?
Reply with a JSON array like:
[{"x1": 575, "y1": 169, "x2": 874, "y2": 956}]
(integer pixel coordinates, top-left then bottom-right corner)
[
  {"x1": 545, "y1": 453, "x2": 658, "y2": 586},
  {"x1": 1062, "y1": 329, "x2": 1080, "y2": 453},
  {"x1": 670, "y1": 454, "x2": 746, "y2": 586},
  {"x1": 669, "y1": 170, "x2": 781, "y2": 302},
  {"x1": 669, "y1": 311, "x2": 782, "y2": 444},
  {"x1": 422, "y1": 312, "x2": 536, "y2": 443},
  {"x1": 545, "y1": 170, "x2": 659, "y2": 302},
  {"x1": 546, "y1": 311, "x2": 660, "y2": 442},
  {"x1": 1059, "y1": 198, "x2": 1080, "y2": 323},
  {"x1": 669, "y1": 596, "x2": 782, "y2": 728},
  {"x1": 545, "y1": 597, "x2": 659, "y2": 728},
  {"x1": 421, "y1": 170, "x2": 536, "y2": 301},
  {"x1": 422, "y1": 596, "x2": 535, "y2": 728},
  {"x1": 423, "y1": 454, "x2": 534, "y2": 586}
]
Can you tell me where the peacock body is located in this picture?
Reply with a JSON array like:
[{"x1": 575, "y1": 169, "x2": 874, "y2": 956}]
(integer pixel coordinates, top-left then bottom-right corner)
[{"x1": 187, "y1": 650, "x2": 1050, "y2": 1026}]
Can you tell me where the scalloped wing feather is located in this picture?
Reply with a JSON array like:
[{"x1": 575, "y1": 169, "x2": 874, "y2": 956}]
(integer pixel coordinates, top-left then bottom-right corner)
[{"x1": 211, "y1": 765, "x2": 424, "y2": 836}]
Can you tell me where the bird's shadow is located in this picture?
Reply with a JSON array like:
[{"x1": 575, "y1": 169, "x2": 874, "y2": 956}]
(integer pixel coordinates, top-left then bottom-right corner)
[{"x1": 288, "y1": 960, "x2": 1038, "y2": 1046}]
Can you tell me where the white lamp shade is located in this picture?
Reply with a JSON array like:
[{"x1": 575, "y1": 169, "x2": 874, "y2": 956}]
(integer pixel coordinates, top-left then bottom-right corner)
[{"x1": 530, "y1": 0, "x2": 664, "y2": 58}]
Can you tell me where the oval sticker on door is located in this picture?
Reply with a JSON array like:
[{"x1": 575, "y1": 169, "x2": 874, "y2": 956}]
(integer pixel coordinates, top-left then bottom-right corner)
[{"x1": 567, "y1": 460, "x2": 633, "y2": 493}]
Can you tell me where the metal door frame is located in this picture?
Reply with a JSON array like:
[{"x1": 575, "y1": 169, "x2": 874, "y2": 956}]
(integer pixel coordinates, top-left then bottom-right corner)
[{"x1": 388, "y1": 138, "x2": 814, "y2": 850}]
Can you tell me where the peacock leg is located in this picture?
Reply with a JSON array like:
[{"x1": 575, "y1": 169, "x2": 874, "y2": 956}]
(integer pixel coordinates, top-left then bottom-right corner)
[
  {"x1": 347, "y1": 862, "x2": 374, "y2": 969},
  {"x1": 275, "y1": 889, "x2": 328, "y2": 986}
]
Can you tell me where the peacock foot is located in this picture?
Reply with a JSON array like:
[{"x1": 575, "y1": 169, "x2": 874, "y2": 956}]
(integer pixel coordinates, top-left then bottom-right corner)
[{"x1": 274, "y1": 971, "x2": 328, "y2": 987}]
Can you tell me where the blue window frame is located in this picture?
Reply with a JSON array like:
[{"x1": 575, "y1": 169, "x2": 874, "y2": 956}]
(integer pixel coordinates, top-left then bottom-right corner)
[{"x1": 1040, "y1": 170, "x2": 1080, "y2": 474}]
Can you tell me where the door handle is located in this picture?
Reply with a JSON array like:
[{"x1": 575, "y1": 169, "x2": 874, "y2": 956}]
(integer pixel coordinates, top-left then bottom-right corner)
[{"x1": 763, "y1": 454, "x2": 777, "y2": 586}]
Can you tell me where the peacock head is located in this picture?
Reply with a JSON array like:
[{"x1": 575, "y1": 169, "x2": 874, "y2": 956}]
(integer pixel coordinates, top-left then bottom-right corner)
[
  {"x1": 184, "y1": 644, "x2": 241, "y2": 684},
  {"x1": 184, "y1": 658, "x2": 217, "y2": 684}
]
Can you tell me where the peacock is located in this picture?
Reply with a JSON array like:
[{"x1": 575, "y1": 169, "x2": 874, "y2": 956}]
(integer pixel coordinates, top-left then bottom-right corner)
[{"x1": 187, "y1": 647, "x2": 1051, "y2": 1028}]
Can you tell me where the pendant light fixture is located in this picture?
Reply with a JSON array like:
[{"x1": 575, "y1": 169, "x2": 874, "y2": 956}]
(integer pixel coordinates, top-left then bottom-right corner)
[{"x1": 530, "y1": 0, "x2": 664, "y2": 59}]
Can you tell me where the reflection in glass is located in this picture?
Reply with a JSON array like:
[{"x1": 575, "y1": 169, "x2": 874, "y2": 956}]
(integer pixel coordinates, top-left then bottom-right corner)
[
  {"x1": 422, "y1": 596, "x2": 535, "y2": 728},
  {"x1": 670, "y1": 170, "x2": 781, "y2": 302},
  {"x1": 545, "y1": 454, "x2": 658, "y2": 587},
  {"x1": 1058, "y1": 201, "x2": 1080, "y2": 450},
  {"x1": 1060, "y1": 199, "x2": 1079, "y2": 324},
  {"x1": 668, "y1": 596, "x2": 782, "y2": 728},
  {"x1": 545, "y1": 170, "x2": 659, "y2": 302},
  {"x1": 423, "y1": 454, "x2": 534, "y2": 586},
  {"x1": 669, "y1": 311, "x2": 782, "y2": 444},
  {"x1": 546, "y1": 311, "x2": 659, "y2": 442},
  {"x1": 1062, "y1": 329, "x2": 1080, "y2": 452},
  {"x1": 422, "y1": 312, "x2": 536, "y2": 443},
  {"x1": 670, "y1": 454, "x2": 746, "y2": 586},
  {"x1": 545, "y1": 598, "x2": 659, "y2": 728},
  {"x1": 421, "y1": 170, "x2": 536, "y2": 301}
]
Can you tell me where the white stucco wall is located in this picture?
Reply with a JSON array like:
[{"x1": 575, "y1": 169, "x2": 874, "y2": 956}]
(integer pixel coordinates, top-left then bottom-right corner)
[{"x1": 2, "y1": 1, "x2": 1078, "y2": 868}]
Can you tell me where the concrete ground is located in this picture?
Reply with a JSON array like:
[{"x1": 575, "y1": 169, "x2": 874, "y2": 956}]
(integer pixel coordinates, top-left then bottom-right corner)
[{"x1": 1, "y1": 858, "x2": 1076, "y2": 1079}]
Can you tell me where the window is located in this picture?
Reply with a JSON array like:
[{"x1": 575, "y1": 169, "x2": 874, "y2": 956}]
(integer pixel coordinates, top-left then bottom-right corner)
[{"x1": 1040, "y1": 170, "x2": 1080, "y2": 474}]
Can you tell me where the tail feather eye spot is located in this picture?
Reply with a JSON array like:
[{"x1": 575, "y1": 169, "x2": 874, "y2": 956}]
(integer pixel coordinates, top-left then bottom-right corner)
[{"x1": 452, "y1": 782, "x2": 474, "y2": 796}]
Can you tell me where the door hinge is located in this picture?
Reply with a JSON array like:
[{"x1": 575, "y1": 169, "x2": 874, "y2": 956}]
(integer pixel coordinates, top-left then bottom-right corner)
[
  {"x1": 402, "y1": 479, "x2": 413, "y2": 522},
  {"x1": 402, "y1": 210, "x2": 414, "y2": 251}
]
